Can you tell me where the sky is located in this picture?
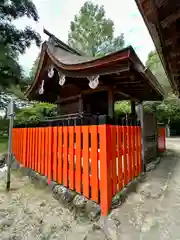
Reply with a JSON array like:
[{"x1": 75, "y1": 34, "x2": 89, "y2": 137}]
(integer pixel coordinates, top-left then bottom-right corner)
[{"x1": 15, "y1": 0, "x2": 156, "y2": 75}]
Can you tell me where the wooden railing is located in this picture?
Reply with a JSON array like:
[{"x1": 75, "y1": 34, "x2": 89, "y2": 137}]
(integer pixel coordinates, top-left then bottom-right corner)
[
  {"x1": 158, "y1": 127, "x2": 166, "y2": 152},
  {"x1": 12, "y1": 116, "x2": 142, "y2": 215}
]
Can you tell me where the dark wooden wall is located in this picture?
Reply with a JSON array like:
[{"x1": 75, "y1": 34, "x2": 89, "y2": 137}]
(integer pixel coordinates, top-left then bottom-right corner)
[
  {"x1": 58, "y1": 88, "x2": 109, "y2": 115},
  {"x1": 83, "y1": 91, "x2": 108, "y2": 115},
  {"x1": 143, "y1": 112, "x2": 158, "y2": 164},
  {"x1": 59, "y1": 100, "x2": 80, "y2": 114}
]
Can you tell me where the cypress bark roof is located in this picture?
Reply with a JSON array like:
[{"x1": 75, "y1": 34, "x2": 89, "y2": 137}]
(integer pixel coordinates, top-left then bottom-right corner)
[{"x1": 26, "y1": 29, "x2": 164, "y2": 102}]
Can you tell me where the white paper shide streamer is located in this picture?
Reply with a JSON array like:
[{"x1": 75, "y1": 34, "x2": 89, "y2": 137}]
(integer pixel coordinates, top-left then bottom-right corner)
[
  {"x1": 48, "y1": 65, "x2": 54, "y2": 78},
  {"x1": 58, "y1": 72, "x2": 66, "y2": 86},
  {"x1": 88, "y1": 75, "x2": 99, "y2": 89},
  {"x1": 39, "y1": 80, "x2": 44, "y2": 95}
]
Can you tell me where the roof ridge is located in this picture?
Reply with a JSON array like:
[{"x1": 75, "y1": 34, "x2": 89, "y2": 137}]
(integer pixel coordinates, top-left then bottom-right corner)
[{"x1": 43, "y1": 28, "x2": 82, "y2": 56}]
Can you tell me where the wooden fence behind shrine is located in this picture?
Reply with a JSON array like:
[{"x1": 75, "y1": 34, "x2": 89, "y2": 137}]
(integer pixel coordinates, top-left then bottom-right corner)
[
  {"x1": 12, "y1": 117, "x2": 142, "y2": 215},
  {"x1": 158, "y1": 127, "x2": 166, "y2": 152}
]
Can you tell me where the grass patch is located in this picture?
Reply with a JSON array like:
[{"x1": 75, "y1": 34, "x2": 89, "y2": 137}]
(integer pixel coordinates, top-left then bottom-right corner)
[{"x1": 0, "y1": 135, "x2": 8, "y2": 153}]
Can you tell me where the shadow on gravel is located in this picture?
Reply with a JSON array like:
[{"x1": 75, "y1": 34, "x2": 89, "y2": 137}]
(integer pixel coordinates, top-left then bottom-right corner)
[
  {"x1": 150, "y1": 149, "x2": 179, "y2": 179},
  {"x1": 112, "y1": 148, "x2": 178, "y2": 211},
  {"x1": 112, "y1": 148, "x2": 179, "y2": 209}
]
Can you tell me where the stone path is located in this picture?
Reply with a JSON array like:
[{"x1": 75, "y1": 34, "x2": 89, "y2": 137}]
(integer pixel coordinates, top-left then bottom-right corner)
[
  {"x1": 103, "y1": 138, "x2": 180, "y2": 240},
  {"x1": 0, "y1": 138, "x2": 180, "y2": 239}
]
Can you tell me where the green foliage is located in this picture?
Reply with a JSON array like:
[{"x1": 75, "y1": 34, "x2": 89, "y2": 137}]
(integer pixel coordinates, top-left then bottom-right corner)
[
  {"x1": 0, "y1": 86, "x2": 29, "y2": 118},
  {"x1": 0, "y1": 0, "x2": 41, "y2": 115},
  {"x1": 144, "y1": 93, "x2": 180, "y2": 124},
  {"x1": 0, "y1": 0, "x2": 41, "y2": 91},
  {"x1": 0, "y1": 118, "x2": 9, "y2": 134},
  {"x1": 0, "y1": 0, "x2": 41, "y2": 53},
  {"x1": 146, "y1": 50, "x2": 170, "y2": 92},
  {"x1": 29, "y1": 55, "x2": 40, "y2": 82},
  {"x1": 16, "y1": 102, "x2": 58, "y2": 123},
  {"x1": 145, "y1": 50, "x2": 180, "y2": 124},
  {"x1": 68, "y1": 1, "x2": 125, "y2": 57},
  {"x1": 0, "y1": 135, "x2": 8, "y2": 153},
  {"x1": 96, "y1": 35, "x2": 125, "y2": 57},
  {"x1": 0, "y1": 45, "x2": 21, "y2": 90},
  {"x1": 114, "y1": 95, "x2": 180, "y2": 125},
  {"x1": 114, "y1": 101, "x2": 131, "y2": 116},
  {"x1": 0, "y1": 118, "x2": 8, "y2": 153}
]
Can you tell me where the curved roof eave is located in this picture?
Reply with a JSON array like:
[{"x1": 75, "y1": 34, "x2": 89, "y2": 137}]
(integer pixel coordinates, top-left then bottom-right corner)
[
  {"x1": 25, "y1": 43, "x2": 47, "y2": 98},
  {"x1": 25, "y1": 41, "x2": 132, "y2": 97},
  {"x1": 25, "y1": 40, "x2": 164, "y2": 100}
]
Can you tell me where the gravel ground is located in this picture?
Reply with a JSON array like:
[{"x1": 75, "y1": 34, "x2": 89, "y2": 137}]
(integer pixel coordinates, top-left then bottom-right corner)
[
  {"x1": 0, "y1": 172, "x2": 93, "y2": 240},
  {"x1": 104, "y1": 138, "x2": 180, "y2": 240},
  {"x1": 0, "y1": 138, "x2": 180, "y2": 239}
]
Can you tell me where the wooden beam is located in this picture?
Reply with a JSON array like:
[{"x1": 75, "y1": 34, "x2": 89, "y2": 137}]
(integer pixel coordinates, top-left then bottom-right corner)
[
  {"x1": 169, "y1": 62, "x2": 180, "y2": 72},
  {"x1": 115, "y1": 91, "x2": 131, "y2": 99},
  {"x1": 108, "y1": 88, "x2": 114, "y2": 118},
  {"x1": 81, "y1": 86, "x2": 108, "y2": 95},
  {"x1": 173, "y1": 73, "x2": 180, "y2": 78},
  {"x1": 169, "y1": 51, "x2": 180, "y2": 58},
  {"x1": 131, "y1": 100, "x2": 136, "y2": 115},
  {"x1": 163, "y1": 24, "x2": 177, "y2": 39},
  {"x1": 55, "y1": 94, "x2": 81, "y2": 104},
  {"x1": 53, "y1": 63, "x2": 130, "y2": 78},
  {"x1": 165, "y1": 33, "x2": 180, "y2": 46},
  {"x1": 154, "y1": 0, "x2": 168, "y2": 8},
  {"x1": 158, "y1": 2, "x2": 178, "y2": 21},
  {"x1": 161, "y1": 9, "x2": 180, "y2": 28},
  {"x1": 79, "y1": 95, "x2": 83, "y2": 112},
  {"x1": 115, "y1": 90, "x2": 139, "y2": 101},
  {"x1": 135, "y1": 0, "x2": 178, "y2": 93},
  {"x1": 116, "y1": 85, "x2": 147, "y2": 90},
  {"x1": 116, "y1": 82, "x2": 144, "y2": 86},
  {"x1": 108, "y1": 76, "x2": 131, "y2": 80}
]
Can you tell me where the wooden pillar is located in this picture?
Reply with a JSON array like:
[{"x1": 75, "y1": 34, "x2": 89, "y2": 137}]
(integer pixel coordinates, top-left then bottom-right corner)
[
  {"x1": 138, "y1": 101, "x2": 146, "y2": 172},
  {"x1": 99, "y1": 116, "x2": 112, "y2": 215},
  {"x1": 108, "y1": 88, "x2": 114, "y2": 118},
  {"x1": 131, "y1": 100, "x2": 136, "y2": 116},
  {"x1": 79, "y1": 95, "x2": 83, "y2": 113}
]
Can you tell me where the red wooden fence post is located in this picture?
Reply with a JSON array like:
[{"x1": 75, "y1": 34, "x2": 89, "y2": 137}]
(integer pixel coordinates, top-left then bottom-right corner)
[
  {"x1": 99, "y1": 116, "x2": 112, "y2": 216},
  {"x1": 158, "y1": 127, "x2": 166, "y2": 153},
  {"x1": 90, "y1": 125, "x2": 99, "y2": 203},
  {"x1": 164, "y1": 128, "x2": 166, "y2": 151},
  {"x1": 22, "y1": 128, "x2": 27, "y2": 167},
  {"x1": 53, "y1": 126, "x2": 58, "y2": 182},
  {"x1": 48, "y1": 127, "x2": 52, "y2": 183}
]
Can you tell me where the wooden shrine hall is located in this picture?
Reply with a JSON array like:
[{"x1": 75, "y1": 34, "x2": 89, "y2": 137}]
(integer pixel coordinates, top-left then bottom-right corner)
[
  {"x1": 11, "y1": 29, "x2": 166, "y2": 216},
  {"x1": 26, "y1": 29, "x2": 164, "y2": 118}
]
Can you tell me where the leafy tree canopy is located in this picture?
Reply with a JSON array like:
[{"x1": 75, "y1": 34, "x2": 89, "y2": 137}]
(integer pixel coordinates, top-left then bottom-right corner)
[
  {"x1": 28, "y1": 54, "x2": 40, "y2": 82},
  {"x1": 0, "y1": 0, "x2": 41, "y2": 53},
  {"x1": 0, "y1": 0, "x2": 42, "y2": 115},
  {"x1": 0, "y1": 0, "x2": 41, "y2": 91},
  {"x1": 146, "y1": 50, "x2": 171, "y2": 93},
  {"x1": 115, "y1": 101, "x2": 131, "y2": 117},
  {"x1": 68, "y1": 1, "x2": 125, "y2": 57},
  {"x1": 144, "y1": 50, "x2": 180, "y2": 124},
  {"x1": 144, "y1": 93, "x2": 180, "y2": 124}
]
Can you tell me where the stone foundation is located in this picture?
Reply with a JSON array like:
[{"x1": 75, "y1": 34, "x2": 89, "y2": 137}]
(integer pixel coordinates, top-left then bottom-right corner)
[
  {"x1": 3, "y1": 155, "x2": 150, "y2": 220},
  {"x1": 10, "y1": 157, "x2": 101, "y2": 221}
]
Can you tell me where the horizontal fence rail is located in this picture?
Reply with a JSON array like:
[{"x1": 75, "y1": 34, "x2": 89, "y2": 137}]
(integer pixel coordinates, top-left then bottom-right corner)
[
  {"x1": 158, "y1": 127, "x2": 166, "y2": 152},
  {"x1": 12, "y1": 116, "x2": 142, "y2": 215}
]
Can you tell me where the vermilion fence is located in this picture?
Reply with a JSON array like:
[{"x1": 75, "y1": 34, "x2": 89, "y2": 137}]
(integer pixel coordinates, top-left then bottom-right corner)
[
  {"x1": 12, "y1": 117, "x2": 142, "y2": 215},
  {"x1": 158, "y1": 127, "x2": 166, "y2": 152}
]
